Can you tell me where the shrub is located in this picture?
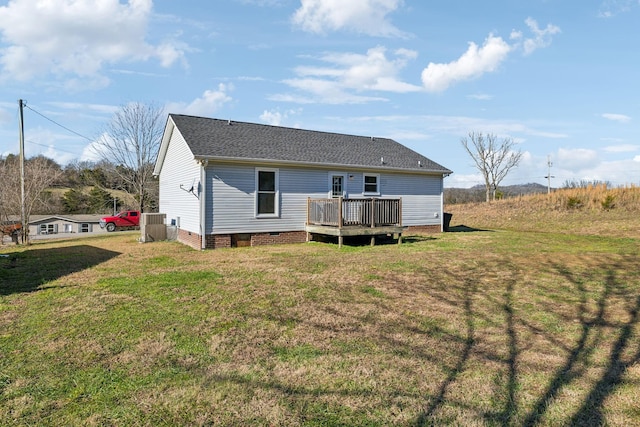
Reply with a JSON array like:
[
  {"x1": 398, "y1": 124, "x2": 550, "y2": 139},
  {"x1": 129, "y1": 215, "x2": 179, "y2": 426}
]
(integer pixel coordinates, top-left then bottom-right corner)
[
  {"x1": 601, "y1": 194, "x2": 616, "y2": 211},
  {"x1": 566, "y1": 196, "x2": 583, "y2": 209}
]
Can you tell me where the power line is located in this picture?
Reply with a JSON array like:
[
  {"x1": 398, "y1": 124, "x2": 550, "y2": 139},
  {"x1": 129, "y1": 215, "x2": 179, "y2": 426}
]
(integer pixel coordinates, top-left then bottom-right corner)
[
  {"x1": 23, "y1": 103, "x2": 94, "y2": 142},
  {"x1": 24, "y1": 139, "x2": 81, "y2": 155}
]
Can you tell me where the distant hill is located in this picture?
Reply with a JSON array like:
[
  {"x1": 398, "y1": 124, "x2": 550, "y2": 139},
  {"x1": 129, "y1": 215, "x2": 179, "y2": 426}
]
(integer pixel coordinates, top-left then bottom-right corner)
[{"x1": 445, "y1": 183, "x2": 549, "y2": 204}]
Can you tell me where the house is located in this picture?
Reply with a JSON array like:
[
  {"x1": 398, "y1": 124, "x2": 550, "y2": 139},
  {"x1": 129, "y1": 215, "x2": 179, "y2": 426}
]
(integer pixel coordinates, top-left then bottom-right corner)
[
  {"x1": 0, "y1": 215, "x2": 106, "y2": 244},
  {"x1": 28, "y1": 214, "x2": 106, "y2": 238},
  {"x1": 153, "y1": 114, "x2": 452, "y2": 250}
]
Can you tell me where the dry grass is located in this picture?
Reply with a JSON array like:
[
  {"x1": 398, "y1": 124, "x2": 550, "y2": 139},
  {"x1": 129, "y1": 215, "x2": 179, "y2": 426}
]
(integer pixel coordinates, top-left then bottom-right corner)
[
  {"x1": 448, "y1": 184, "x2": 640, "y2": 238},
  {"x1": 1, "y1": 207, "x2": 639, "y2": 426}
]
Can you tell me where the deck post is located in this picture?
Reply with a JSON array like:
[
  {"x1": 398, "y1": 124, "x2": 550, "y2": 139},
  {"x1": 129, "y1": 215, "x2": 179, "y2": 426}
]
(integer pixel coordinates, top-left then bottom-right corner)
[
  {"x1": 370, "y1": 198, "x2": 375, "y2": 228},
  {"x1": 338, "y1": 197, "x2": 343, "y2": 229}
]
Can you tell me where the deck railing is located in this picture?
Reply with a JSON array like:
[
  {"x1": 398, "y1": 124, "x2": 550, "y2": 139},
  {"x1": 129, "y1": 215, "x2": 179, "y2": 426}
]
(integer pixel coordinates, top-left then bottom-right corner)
[{"x1": 307, "y1": 197, "x2": 402, "y2": 228}]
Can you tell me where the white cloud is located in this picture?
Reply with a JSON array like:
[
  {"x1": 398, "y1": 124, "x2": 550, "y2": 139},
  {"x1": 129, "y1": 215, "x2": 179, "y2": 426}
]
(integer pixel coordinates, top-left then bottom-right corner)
[
  {"x1": 81, "y1": 138, "x2": 109, "y2": 163},
  {"x1": 0, "y1": 0, "x2": 188, "y2": 86},
  {"x1": 521, "y1": 17, "x2": 561, "y2": 55},
  {"x1": 259, "y1": 108, "x2": 302, "y2": 126},
  {"x1": 421, "y1": 35, "x2": 512, "y2": 92},
  {"x1": 421, "y1": 18, "x2": 559, "y2": 93},
  {"x1": 46, "y1": 102, "x2": 119, "y2": 116},
  {"x1": 240, "y1": 0, "x2": 289, "y2": 6},
  {"x1": 166, "y1": 84, "x2": 234, "y2": 117},
  {"x1": 602, "y1": 113, "x2": 631, "y2": 123},
  {"x1": 467, "y1": 93, "x2": 494, "y2": 101},
  {"x1": 559, "y1": 157, "x2": 640, "y2": 185},
  {"x1": 557, "y1": 147, "x2": 600, "y2": 171},
  {"x1": 276, "y1": 46, "x2": 421, "y2": 104},
  {"x1": 292, "y1": 0, "x2": 406, "y2": 37},
  {"x1": 603, "y1": 144, "x2": 639, "y2": 153},
  {"x1": 599, "y1": 0, "x2": 640, "y2": 17}
]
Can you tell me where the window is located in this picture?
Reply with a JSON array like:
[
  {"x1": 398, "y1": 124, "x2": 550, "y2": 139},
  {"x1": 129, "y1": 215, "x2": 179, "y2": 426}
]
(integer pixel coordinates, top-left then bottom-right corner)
[
  {"x1": 79, "y1": 223, "x2": 92, "y2": 233},
  {"x1": 363, "y1": 174, "x2": 380, "y2": 195},
  {"x1": 256, "y1": 168, "x2": 279, "y2": 216},
  {"x1": 39, "y1": 224, "x2": 57, "y2": 234}
]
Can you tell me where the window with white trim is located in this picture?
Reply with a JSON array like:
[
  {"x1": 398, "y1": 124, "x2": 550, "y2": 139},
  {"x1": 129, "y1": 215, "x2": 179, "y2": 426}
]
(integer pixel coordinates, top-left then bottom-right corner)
[
  {"x1": 79, "y1": 223, "x2": 92, "y2": 233},
  {"x1": 39, "y1": 224, "x2": 58, "y2": 234},
  {"x1": 256, "y1": 168, "x2": 279, "y2": 217},
  {"x1": 363, "y1": 174, "x2": 380, "y2": 195}
]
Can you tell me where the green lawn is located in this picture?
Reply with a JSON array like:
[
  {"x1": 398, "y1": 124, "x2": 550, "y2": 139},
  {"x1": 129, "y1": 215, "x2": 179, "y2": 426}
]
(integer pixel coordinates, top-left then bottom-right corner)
[{"x1": 1, "y1": 225, "x2": 639, "y2": 426}]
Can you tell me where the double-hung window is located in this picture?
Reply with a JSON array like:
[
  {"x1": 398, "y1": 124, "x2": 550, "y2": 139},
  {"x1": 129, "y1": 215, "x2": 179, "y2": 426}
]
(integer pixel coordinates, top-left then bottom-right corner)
[
  {"x1": 256, "y1": 168, "x2": 279, "y2": 217},
  {"x1": 363, "y1": 173, "x2": 380, "y2": 195}
]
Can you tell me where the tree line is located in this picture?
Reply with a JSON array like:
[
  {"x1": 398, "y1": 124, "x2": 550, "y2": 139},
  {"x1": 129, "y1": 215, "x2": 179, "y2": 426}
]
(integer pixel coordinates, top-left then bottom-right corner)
[
  {"x1": 0, "y1": 155, "x2": 159, "y2": 216},
  {"x1": 1, "y1": 102, "x2": 162, "y2": 243}
]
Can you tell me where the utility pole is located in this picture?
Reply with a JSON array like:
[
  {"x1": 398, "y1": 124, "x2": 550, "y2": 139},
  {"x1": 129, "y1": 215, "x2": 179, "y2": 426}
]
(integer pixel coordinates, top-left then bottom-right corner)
[
  {"x1": 18, "y1": 99, "x2": 26, "y2": 244},
  {"x1": 544, "y1": 155, "x2": 554, "y2": 194}
]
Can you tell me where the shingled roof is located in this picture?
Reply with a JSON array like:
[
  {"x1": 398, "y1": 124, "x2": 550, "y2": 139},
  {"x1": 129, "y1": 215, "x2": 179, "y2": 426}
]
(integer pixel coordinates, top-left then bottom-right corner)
[{"x1": 160, "y1": 114, "x2": 451, "y2": 174}]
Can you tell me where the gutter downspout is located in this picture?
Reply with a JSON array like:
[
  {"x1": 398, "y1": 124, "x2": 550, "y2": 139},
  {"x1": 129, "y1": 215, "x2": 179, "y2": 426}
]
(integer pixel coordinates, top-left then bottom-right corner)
[{"x1": 200, "y1": 159, "x2": 208, "y2": 250}]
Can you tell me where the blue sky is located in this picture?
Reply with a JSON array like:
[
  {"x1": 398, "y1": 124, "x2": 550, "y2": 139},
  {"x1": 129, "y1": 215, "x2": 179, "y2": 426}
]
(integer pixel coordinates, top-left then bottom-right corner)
[{"x1": 1, "y1": 0, "x2": 638, "y2": 188}]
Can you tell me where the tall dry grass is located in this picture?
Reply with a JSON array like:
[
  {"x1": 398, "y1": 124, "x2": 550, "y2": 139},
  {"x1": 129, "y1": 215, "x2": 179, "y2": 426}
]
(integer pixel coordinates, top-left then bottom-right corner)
[
  {"x1": 544, "y1": 184, "x2": 640, "y2": 211},
  {"x1": 447, "y1": 184, "x2": 640, "y2": 237}
]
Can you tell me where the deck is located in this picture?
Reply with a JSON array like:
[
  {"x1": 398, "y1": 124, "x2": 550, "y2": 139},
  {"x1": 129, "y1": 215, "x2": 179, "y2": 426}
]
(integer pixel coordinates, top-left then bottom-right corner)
[{"x1": 305, "y1": 197, "x2": 405, "y2": 247}]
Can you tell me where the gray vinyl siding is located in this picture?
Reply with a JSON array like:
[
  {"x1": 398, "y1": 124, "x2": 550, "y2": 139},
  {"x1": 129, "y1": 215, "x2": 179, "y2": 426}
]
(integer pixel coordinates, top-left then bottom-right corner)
[
  {"x1": 205, "y1": 164, "x2": 443, "y2": 234},
  {"x1": 381, "y1": 173, "x2": 443, "y2": 226},
  {"x1": 157, "y1": 128, "x2": 201, "y2": 234},
  {"x1": 206, "y1": 163, "x2": 328, "y2": 234},
  {"x1": 334, "y1": 172, "x2": 442, "y2": 226}
]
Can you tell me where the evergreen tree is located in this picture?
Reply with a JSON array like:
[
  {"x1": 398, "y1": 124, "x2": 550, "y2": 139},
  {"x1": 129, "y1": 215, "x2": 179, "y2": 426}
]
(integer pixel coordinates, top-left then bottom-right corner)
[
  {"x1": 63, "y1": 188, "x2": 89, "y2": 213},
  {"x1": 88, "y1": 187, "x2": 113, "y2": 213}
]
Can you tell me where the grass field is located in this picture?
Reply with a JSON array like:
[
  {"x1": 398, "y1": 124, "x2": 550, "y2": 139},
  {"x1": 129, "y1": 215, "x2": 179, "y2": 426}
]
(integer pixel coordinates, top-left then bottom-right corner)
[{"x1": 1, "y1": 192, "x2": 639, "y2": 426}]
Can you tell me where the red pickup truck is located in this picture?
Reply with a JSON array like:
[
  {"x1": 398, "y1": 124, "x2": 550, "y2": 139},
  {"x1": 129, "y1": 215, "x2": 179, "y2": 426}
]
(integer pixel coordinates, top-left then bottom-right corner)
[{"x1": 99, "y1": 210, "x2": 140, "y2": 232}]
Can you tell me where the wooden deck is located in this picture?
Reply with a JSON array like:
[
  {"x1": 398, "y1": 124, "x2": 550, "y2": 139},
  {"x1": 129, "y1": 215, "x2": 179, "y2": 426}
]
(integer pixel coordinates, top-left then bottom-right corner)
[{"x1": 305, "y1": 197, "x2": 405, "y2": 247}]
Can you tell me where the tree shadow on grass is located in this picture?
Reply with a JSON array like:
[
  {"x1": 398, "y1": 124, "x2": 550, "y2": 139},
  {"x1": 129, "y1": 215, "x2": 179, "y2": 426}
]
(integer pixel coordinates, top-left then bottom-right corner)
[
  {"x1": 447, "y1": 224, "x2": 492, "y2": 233},
  {"x1": 0, "y1": 245, "x2": 120, "y2": 295},
  {"x1": 416, "y1": 276, "x2": 477, "y2": 426},
  {"x1": 401, "y1": 235, "x2": 438, "y2": 244},
  {"x1": 413, "y1": 256, "x2": 640, "y2": 426},
  {"x1": 194, "y1": 252, "x2": 639, "y2": 426},
  {"x1": 521, "y1": 259, "x2": 640, "y2": 427}
]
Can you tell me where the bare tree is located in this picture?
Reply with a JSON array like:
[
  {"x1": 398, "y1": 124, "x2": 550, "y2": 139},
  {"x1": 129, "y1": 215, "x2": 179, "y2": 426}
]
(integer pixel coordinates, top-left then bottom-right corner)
[
  {"x1": 93, "y1": 102, "x2": 164, "y2": 212},
  {"x1": 461, "y1": 132, "x2": 523, "y2": 202},
  {"x1": 0, "y1": 155, "x2": 63, "y2": 243}
]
